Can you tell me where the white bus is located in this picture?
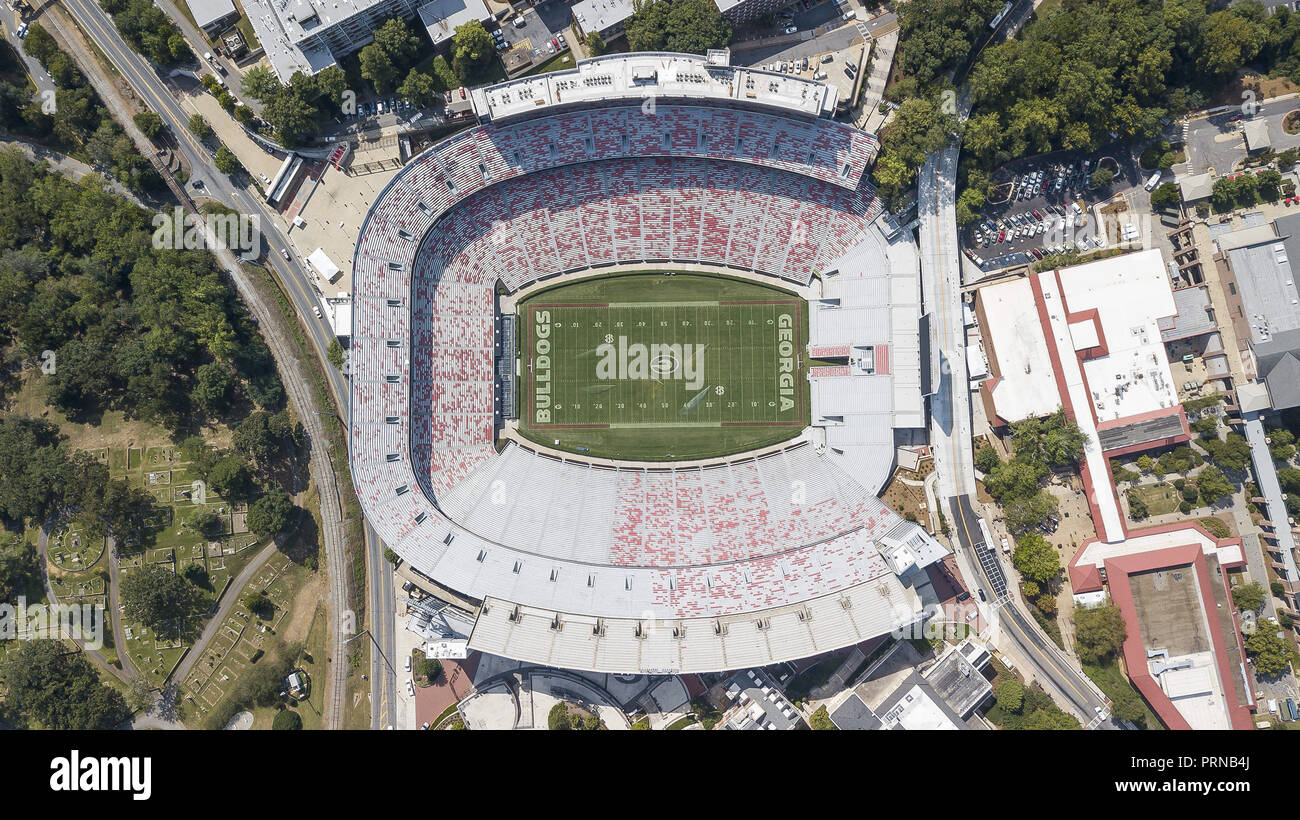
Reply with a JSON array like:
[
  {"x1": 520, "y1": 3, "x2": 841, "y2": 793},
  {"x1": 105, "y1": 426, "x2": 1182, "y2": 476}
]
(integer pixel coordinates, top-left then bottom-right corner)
[{"x1": 1144, "y1": 171, "x2": 1162, "y2": 191}]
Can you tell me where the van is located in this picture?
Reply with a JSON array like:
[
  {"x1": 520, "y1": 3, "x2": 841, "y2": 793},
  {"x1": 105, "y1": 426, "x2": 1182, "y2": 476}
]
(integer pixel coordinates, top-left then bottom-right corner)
[
  {"x1": 812, "y1": 70, "x2": 826, "y2": 80},
  {"x1": 821, "y1": 53, "x2": 833, "y2": 63},
  {"x1": 513, "y1": 15, "x2": 527, "y2": 27},
  {"x1": 312, "y1": 305, "x2": 322, "y2": 318},
  {"x1": 1144, "y1": 171, "x2": 1162, "y2": 191}
]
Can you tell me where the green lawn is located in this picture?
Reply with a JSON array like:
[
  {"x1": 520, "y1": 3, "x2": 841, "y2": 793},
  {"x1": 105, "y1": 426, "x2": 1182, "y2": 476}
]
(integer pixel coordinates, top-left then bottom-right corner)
[
  {"x1": 517, "y1": 273, "x2": 809, "y2": 461},
  {"x1": 1130, "y1": 482, "x2": 1182, "y2": 517}
]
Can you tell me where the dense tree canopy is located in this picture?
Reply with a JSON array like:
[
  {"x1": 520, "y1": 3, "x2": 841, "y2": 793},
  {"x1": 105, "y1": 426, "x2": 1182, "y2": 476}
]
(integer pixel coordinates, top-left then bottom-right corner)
[
  {"x1": 119, "y1": 564, "x2": 208, "y2": 635},
  {"x1": 0, "y1": 150, "x2": 284, "y2": 431},
  {"x1": 625, "y1": 0, "x2": 732, "y2": 55},
  {"x1": 1073, "y1": 603, "x2": 1127, "y2": 664},
  {"x1": 0, "y1": 640, "x2": 131, "y2": 729},
  {"x1": 1012, "y1": 532, "x2": 1061, "y2": 588}
]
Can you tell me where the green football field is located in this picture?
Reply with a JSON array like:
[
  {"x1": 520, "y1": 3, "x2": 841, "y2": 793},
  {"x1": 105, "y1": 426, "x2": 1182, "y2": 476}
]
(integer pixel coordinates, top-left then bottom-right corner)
[{"x1": 517, "y1": 273, "x2": 809, "y2": 461}]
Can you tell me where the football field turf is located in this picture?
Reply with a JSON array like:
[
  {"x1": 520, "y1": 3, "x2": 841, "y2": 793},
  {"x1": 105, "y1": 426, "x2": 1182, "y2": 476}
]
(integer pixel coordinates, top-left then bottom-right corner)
[{"x1": 518, "y1": 273, "x2": 809, "y2": 461}]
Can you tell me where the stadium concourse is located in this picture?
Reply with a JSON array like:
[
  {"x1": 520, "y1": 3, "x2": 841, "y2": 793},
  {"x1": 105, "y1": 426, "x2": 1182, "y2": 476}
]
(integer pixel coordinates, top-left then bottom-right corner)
[{"x1": 350, "y1": 52, "x2": 945, "y2": 674}]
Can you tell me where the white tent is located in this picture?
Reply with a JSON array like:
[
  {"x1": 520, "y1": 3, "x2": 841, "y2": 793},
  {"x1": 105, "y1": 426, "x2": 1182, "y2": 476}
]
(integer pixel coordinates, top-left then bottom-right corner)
[{"x1": 307, "y1": 248, "x2": 341, "y2": 283}]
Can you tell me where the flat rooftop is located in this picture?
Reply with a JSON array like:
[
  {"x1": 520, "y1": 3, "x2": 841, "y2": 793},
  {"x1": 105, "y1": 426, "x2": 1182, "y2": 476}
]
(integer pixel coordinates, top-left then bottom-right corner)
[
  {"x1": 978, "y1": 277, "x2": 1061, "y2": 423},
  {"x1": 1055, "y1": 250, "x2": 1180, "y2": 424},
  {"x1": 418, "y1": 0, "x2": 491, "y2": 46},
  {"x1": 471, "y1": 53, "x2": 838, "y2": 121}
]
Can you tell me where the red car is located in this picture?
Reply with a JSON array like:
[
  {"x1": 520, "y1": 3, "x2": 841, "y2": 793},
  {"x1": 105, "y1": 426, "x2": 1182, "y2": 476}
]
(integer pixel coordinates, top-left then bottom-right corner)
[{"x1": 998, "y1": 230, "x2": 1006, "y2": 242}]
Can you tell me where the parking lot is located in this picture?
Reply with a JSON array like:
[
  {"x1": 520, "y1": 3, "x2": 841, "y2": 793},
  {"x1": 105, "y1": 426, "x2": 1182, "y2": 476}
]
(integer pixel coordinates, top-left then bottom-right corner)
[
  {"x1": 503, "y1": 4, "x2": 572, "y2": 72},
  {"x1": 962, "y1": 149, "x2": 1147, "y2": 272}
]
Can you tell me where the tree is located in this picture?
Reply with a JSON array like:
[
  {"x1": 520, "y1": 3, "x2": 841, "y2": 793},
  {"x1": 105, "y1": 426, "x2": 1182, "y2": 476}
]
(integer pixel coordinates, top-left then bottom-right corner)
[
  {"x1": 1126, "y1": 488, "x2": 1149, "y2": 520},
  {"x1": 585, "y1": 31, "x2": 607, "y2": 56},
  {"x1": 272, "y1": 709, "x2": 303, "y2": 730},
  {"x1": 1245, "y1": 629, "x2": 1292, "y2": 678},
  {"x1": 1196, "y1": 464, "x2": 1235, "y2": 506},
  {"x1": 80, "y1": 478, "x2": 159, "y2": 550},
  {"x1": 417, "y1": 656, "x2": 442, "y2": 682},
  {"x1": 983, "y1": 457, "x2": 1045, "y2": 504},
  {"x1": 1090, "y1": 167, "x2": 1115, "y2": 188},
  {"x1": 548, "y1": 701, "x2": 572, "y2": 730},
  {"x1": 192, "y1": 361, "x2": 234, "y2": 418},
  {"x1": 1012, "y1": 532, "x2": 1061, "y2": 588},
  {"x1": 1010, "y1": 409, "x2": 1085, "y2": 471},
  {"x1": 119, "y1": 565, "x2": 206, "y2": 635},
  {"x1": 247, "y1": 488, "x2": 295, "y2": 540},
  {"x1": 398, "y1": 69, "x2": 440, "y2": 109},
  {"x1": 996, "y1": 678, "x2": 1024, "y2": 713},
  {"x1": 1150, "y1": 181, "x2": 1180, "y2": 210},
  {"x1": 0, "y1": 534, "x2": 39, "y2": 603},
  {"x1": 0, "y1": 640, "x2": 130, "y2": 729},
  {"x1": 214, "y1": 145, "x2": 242, "y2": 176},
  {"x1": 359, "y1": 42, "x2": 400, "y2": 93},
  {"x1": 451, "y1": 20, "x2": 497, "y2": 82},
  {"x1": 133, "y1": 110, "x2": 163, "y2": 139},
  {"x1": 974, "y1": 444, "x2": 1002, "y2": 475},
  {"x1": 1073, "y1": 603, "x2": 1127, "y2": 664},
  {"x1": 1232, "y1": 581, "x2": 1266, "y2": 613},
  {"x1": 625, "y1": 0, "x2": 732, "y2": 55},
  {"x1": 188, "y1": 113, "x2": 212, "y2": 140},
  {"x1": 240, "y1": 66, "x2": 282, "y2": 102},
  {"x1": 1004, "y1": 490, "x2": 1058, "y2": 535},
  {"x1": 1198, "y1": 10, "x2": 1264, "y2": 77},
  {"x1": 207, "y1": 454, "x2": 254, "y2": 500},
  {"x1": 809, "y1": 705, "x2": 836, "y2": 729}
]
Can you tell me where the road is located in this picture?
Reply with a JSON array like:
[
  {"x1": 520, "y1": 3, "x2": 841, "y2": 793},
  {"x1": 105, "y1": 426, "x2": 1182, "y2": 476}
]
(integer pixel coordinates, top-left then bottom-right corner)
[
  {"x1": 0, "y1": 3, "x2": 55, "y2": 97},
  {"x1": 170, "y1": 542, "x2": 278, "y2": 685},
  {"x1": 948, "y1": 495, "x2": 1114, "y2": 725},
  {"x1": 917, "y1": 94, "x2": 1113, "y2": 727},
  {"x1": 1184, "y1": 96, "x2": 1300, "y2": 177},
  {"x1": 50, "y1": 0, "x2": 356, "y2": 728}
]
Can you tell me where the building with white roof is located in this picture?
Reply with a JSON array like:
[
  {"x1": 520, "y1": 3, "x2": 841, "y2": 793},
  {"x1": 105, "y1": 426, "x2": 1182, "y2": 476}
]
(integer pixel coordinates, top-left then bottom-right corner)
[
  {"x1": 242, "y1": 0, "x2": 490, "y2": 81},
  {"x1": 185, "y1": 0, "x2": 238, "y2": 35},
  {"x1": 976, "y1": 250, "x2": 1188, "y2": 457}
]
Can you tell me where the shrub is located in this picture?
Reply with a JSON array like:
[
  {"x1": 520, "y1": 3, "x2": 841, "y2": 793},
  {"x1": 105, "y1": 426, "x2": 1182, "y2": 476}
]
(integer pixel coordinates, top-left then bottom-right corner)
[{"x1": 272, "y1": 709, "x2": 302, "y2": 730}]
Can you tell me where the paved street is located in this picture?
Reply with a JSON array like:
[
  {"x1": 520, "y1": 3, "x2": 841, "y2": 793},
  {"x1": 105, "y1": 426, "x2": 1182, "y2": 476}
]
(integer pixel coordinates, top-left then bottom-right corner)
[
  {"x1": 1185, "y1": 96, "x2": 1300, "y2": 176},
  {"x1": 0, "y1": 2, "x2": 54, "y2": 97}
]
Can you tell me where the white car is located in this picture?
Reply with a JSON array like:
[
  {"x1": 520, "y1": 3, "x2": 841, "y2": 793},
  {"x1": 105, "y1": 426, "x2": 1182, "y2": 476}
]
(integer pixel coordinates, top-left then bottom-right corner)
[
  {"x1": 783, "y1": 25, "x2": 797, "y2": 34},
  {"x1": 406, "y1": 679, "x2": 415, "y2": 697},
  {"x1": 312, "y1": 305, "x2": 321, "y2": 318}
]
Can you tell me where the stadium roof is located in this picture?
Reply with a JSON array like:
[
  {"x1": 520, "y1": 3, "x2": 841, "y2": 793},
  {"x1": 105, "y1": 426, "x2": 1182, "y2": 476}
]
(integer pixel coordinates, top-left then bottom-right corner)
[
  {"x1": 470, "y1": 53, "x2": 840, "y2": 123},
  {"x1": 348, "y1": 91, "x2": 942, "y2": 673}
]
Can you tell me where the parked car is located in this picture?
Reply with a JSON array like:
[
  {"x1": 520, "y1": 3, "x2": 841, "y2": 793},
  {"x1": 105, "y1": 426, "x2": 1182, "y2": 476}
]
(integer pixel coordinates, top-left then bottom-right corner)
[
  {"x1": 783, "y1": 25, "x2": 797, "y2": 34},
  {"x1": 513, "y1": 16, "x2": 527, "y2": 27}
]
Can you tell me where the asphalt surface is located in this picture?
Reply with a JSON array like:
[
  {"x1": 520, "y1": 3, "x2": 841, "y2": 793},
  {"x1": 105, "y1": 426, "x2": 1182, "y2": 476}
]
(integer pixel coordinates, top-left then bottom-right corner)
[
  {"x1": 1184, "y1": 97, "x2": 1300, "y2": 177},
  {"x1": 0, "y1": 2, "x2": 55, "y2": 97},
  {"x1": 949, "y1": 495, "x2": 1115, "y2": 726}
]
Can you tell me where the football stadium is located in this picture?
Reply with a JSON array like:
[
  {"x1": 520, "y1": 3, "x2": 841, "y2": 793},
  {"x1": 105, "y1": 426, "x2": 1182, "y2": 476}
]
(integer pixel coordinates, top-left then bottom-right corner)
[{"x1": 350, "y1": 52, "x2": 947, "y2": 674}]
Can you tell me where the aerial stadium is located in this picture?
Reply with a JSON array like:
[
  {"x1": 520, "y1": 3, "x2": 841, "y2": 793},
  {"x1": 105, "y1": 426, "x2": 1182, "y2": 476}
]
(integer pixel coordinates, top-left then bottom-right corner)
[{"x1": 349, "y1": 51, "x2": 947, "y2": 674}]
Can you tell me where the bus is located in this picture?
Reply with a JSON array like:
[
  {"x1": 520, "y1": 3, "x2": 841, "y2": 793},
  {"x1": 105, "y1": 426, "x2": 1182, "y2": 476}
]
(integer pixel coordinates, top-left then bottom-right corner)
[{"x1": 1144, "y1": 171, "x2": 1162, "y2": 191}]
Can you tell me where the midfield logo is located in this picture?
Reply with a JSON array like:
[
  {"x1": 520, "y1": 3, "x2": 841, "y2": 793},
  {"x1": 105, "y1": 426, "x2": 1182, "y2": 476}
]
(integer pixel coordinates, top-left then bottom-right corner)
[{"x1": 595, "y1": 336, "x2": 706, "y2": 390}]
